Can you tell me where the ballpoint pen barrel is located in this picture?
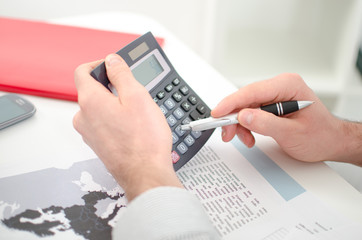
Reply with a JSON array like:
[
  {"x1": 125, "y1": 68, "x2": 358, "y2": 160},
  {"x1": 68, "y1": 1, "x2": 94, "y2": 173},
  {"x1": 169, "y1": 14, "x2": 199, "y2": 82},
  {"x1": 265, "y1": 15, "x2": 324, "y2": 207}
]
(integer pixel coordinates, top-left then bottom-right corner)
[
  {"x1": 260, "y1": 101, "x2": 299, "y2": 116},
  {"x1": 181, "y1": 101, "x2": 313, "y2": 131}
]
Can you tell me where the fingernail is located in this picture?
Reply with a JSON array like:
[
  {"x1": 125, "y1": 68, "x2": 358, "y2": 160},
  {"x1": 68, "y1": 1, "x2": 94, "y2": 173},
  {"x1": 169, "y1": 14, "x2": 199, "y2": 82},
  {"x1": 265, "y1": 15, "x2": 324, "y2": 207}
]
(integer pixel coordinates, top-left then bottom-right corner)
[
  {"x1": 242, "y1": 111, "x2": 253, "y2": 125},
  {"x1": 222, "y1": 128, "x2": 226, "y2": 138},
  {"x1": 106, "y1": 54, "x2": 121, "y2": 67}
]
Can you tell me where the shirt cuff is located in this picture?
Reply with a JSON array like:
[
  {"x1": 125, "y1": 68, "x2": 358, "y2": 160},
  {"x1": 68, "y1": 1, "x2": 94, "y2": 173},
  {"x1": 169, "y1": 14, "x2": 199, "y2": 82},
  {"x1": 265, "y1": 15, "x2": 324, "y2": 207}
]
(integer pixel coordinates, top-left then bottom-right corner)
[{"x1": 112, "y1": 186, "x2": 220, "y2": 240}]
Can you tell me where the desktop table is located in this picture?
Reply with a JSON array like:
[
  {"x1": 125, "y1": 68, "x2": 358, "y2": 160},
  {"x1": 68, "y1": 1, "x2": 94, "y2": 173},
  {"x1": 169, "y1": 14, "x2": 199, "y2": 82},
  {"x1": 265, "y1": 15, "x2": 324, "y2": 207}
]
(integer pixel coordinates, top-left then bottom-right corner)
[{"x1": 1, "y1": 12, "x2": 361, "y2": 227}]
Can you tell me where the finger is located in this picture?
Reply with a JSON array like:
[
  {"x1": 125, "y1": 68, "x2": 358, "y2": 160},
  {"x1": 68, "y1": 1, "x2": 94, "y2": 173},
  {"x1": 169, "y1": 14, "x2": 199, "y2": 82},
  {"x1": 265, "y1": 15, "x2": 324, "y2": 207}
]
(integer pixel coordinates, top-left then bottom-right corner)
[
  {"x1": 221, "y1": 124, "x2": 237, "y2": 142},
  {"x1": 221, "y1": 123, "x2": 255, "y2": 148},
  {"x1": 212, "y1": 73, "x2": 312, "y2": 117},
  {"x1": 105, "y1": 54, "x2": 147, "y2": 101},
  {"x1": 73, "y1": 111, "x2": 85, "y2": 135},
  {"x1": 235, "y1": 127, "x2": 255, "y2": 148},
  {"x1": 74, "y1": 59, "x2": 104, "y2": 91},
  {"x1": 238, "y1": 108, "x2": 296, "y2": 140},
  {"x1": 75, "y1": 59, "x2": 114, "y2": 109}
]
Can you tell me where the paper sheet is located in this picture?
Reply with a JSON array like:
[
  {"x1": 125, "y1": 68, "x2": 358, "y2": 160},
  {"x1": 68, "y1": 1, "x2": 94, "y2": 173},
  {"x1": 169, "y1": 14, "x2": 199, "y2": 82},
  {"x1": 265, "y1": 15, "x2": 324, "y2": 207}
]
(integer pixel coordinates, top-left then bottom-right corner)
[
  {"x1": 177, "y1": 133, "x2": 362, "y2": 239},
  {"x1": 1, "y1": 133, "x2": 361, "y2": 239}
]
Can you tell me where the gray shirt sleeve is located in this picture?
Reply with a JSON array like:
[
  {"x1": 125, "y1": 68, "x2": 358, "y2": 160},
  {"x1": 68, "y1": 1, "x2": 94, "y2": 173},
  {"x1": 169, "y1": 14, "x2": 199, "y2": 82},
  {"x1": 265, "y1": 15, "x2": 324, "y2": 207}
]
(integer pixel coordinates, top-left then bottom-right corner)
[{"x1": 112, "y1": 186, "x2": 221, "y2": 240}]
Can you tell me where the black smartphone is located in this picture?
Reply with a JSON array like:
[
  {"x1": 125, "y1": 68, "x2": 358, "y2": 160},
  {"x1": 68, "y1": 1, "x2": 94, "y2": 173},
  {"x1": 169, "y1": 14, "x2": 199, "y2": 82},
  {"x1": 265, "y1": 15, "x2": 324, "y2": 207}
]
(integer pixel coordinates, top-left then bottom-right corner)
[{"x1": 0, "y1": 94, "x2": 36, "y2": 130}]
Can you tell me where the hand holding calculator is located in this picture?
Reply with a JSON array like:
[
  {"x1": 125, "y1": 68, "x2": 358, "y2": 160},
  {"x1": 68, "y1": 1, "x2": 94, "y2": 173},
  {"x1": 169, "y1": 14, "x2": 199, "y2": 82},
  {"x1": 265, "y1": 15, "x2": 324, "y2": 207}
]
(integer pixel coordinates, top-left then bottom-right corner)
[{"x1": 91, "y1": 32, "x2": 214, "y2": 171}]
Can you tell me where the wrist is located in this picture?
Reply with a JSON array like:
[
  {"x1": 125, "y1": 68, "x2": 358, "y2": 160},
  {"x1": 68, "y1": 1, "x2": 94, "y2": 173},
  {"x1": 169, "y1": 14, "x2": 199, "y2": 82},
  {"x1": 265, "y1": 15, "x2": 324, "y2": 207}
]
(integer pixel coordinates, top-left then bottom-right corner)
[
  {"x1": 120, "y1": 164, "x2": 184, "y2": 202},
  {"x1": 334, "y1": 120, "x2": 362, "y2": 166}
]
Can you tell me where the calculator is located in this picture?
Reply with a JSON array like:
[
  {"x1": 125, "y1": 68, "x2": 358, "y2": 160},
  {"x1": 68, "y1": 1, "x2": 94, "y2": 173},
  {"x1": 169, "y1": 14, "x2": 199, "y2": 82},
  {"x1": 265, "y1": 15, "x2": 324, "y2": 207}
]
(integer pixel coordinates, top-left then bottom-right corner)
[{"x1": 90, "y1": 32, "x2": 214, "y2": 171}]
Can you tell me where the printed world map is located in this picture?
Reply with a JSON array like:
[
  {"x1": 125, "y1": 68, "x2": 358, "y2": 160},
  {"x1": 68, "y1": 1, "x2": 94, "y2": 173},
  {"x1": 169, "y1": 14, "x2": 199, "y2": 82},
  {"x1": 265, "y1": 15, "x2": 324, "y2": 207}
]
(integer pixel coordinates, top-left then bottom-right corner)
[{"x1": 0, "y1": 158, "x2": 127, "y2": 239}]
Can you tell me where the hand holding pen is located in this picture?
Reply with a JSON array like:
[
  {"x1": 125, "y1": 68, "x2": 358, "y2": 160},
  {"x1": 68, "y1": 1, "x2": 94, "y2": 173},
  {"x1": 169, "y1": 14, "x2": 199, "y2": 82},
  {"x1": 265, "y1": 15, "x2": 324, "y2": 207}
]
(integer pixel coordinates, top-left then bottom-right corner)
[
  {"x1": 181, "y1": 101, "x2": 314, "y2": 132},
  {"x1": 190, "y1": 73, "x2": 350, "y2": 164}
]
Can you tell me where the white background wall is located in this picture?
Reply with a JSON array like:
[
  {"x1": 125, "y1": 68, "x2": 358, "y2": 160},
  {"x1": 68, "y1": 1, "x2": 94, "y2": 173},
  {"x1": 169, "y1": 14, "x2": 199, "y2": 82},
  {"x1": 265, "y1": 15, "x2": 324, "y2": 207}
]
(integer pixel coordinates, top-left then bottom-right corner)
[
  {"x1": 0, "y1": 0, "x2": 215, "y2": 59},
  {"x1": 1, "y1": 0, "x2": 361, "y2": 97}
]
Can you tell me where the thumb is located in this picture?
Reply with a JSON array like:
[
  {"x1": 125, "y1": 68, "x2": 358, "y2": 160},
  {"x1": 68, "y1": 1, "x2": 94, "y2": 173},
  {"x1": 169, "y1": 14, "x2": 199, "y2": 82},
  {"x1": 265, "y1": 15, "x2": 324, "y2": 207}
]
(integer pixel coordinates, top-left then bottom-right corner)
[
  {"x1": 238, "y1": 108, "x2": 294, "y2": 140},
  {"x1": 105, "y1": 54, "x2": 145, "y2": 99}
]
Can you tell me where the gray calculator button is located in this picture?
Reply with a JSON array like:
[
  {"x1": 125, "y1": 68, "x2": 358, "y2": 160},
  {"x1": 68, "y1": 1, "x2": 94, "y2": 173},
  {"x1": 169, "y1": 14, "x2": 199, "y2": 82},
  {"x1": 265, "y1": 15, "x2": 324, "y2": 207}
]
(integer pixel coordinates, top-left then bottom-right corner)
[
  {"x1": 197, "y1": 104, "x2": 207, "y2": 114},
  {"x1": 182, "y1": 117, "x2": 191, "y2": 125},
  {"x1": 188, "y1": 95, "x2": 197, "y2": 105},
  {"x1": 191, "y1": 130, "x2": 202, "y2": 139},
  {"x1": 157, "y1": 91, "x2": 165, "y2": 99},
  {"x1": 173, "y1": 107, "x2": 184, "y2": 120},
  {"x1": 181, "y1": 101, "x2": 191, "y2": 112},
  {"x1": 164, "y1": 98, "x2": 176, "y2": 110},
  {"x1": 172, "y1": 78, "x2": 180, "y2": 86},
  {"x1": 167, "y1": 115, "x2": 177, "y2": 127},
  {"x1": 172, "y1": 91, "x2": 182, "y2": 102},
  {"x1": 177, "y1": 142, "x2": 188, "y2": 154},
  {"x1": 165, "y1": 84, "x2": 173, "y2": 92},
  {"x1": 172, "y1": 132, "x2": 179, "y2": 144},
  {"x1": 180, "y1": 86, "x2": 189, "y2": 95},
  {"x1": 184, "y1": 134, "x2": 195, "y2": 147},
  {"x1": 190, "y1": 110, "x2": 202, "y2": 120},
  {"x1": 160, "y1": 105, "x2": 168, "y2": 115},
  {"x1": 175, "y1": 125, "x2": 186, "y2": 137}
]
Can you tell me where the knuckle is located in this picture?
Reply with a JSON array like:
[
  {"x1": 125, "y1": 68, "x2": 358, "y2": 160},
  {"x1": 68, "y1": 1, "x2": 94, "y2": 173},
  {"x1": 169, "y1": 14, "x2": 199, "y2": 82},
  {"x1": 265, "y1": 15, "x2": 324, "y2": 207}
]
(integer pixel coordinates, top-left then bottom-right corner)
[
  {"x1": 76, "y1": 91, "x2": 88, "y2": 109},
  {"x1": 74, "y1": 63, "x2": 87, "y2": 78},
  {"x1": 72, "y1": 112, "x2": 81, "y2": 133},
  {"x1": 281, "y1": 73, "x2": 304, "y2": 84}
]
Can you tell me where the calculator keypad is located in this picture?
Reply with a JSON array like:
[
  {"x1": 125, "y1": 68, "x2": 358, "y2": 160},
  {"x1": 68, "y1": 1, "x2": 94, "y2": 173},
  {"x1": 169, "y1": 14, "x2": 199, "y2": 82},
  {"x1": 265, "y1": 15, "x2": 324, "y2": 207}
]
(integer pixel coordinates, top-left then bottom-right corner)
[{"x1": 151, "y1": 76, "x2": 213, "y2": 170}]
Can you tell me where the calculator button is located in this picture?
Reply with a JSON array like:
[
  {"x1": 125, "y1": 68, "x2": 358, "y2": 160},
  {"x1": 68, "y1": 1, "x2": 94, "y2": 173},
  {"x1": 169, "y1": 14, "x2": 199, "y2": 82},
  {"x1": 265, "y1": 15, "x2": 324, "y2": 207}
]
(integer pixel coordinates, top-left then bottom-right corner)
[
  {"x1": 181, "y1": 101, "x2": 191, "y2": 112},
  {"x1": 171, "y1": 151, "x2": 180, "y2": 163},
  {"x1": 172, "y1": 78, "x2": 180, "y2": 86},
  {"x1": 167, "y1": 115, "x2": 177, "y2": 127},
  {"x1": 175, "y1": 125, "x2": 186, "y2": 137},
  {"x1": 172, "y1": 132, "x2": 179, "y2": 144},
  {"x1": 172, "y1": 92, "x2": 183, "y2": 102},
  {"x1": 182, "y1": 117, "x2": 191, "y2": 124},
  {"x1": 157, "y1": 91, "x2": 166, "y2": 99},
  {"x1": 190, "y1": 110, "x2": 202, "y2": 121},
  {"x1": 191, "y1": 130, "x2": 202, "y2": 139},
  {"x1": 179, "y1": 86, "x2": 189, "y2": 96},
  {"x1": 164, "y1": 98, "x2": 176, "y2": 110},
  {"x1": 196, "y1": 104, "x2": 207, "y2": 114},
  {"x1": 188, "y1": 95, "x2": 198, "y2": 105},
  {"x1": 153, "y1": 97, "x2": 158, "y2": 103},
  {"x1": 160, "y1": 105, "x2": 168, "y2": 115},
  {"x1": 173, "y1": 107, "x2": 185, "y2": 120},
  {"x1": 165, "y1": 84, "x2": 173, "y2": 92},
  {"x1": 177, "y1": 142, "x2": 188, "y2": 154},
  {"x1": 184, "y1": 134, "x2": 195, "y2": 147}
]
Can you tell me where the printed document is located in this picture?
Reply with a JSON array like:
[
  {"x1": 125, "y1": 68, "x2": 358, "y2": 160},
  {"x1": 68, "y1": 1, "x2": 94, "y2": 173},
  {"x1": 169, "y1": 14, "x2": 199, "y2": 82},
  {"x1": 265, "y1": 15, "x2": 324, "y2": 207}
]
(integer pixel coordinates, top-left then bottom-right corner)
[
  {"x1": 1, "y1": 133, "x2": 361, "y2": 239},
  {"x1": 177, "y1": 134, "x2": 362, "y2": 239}
]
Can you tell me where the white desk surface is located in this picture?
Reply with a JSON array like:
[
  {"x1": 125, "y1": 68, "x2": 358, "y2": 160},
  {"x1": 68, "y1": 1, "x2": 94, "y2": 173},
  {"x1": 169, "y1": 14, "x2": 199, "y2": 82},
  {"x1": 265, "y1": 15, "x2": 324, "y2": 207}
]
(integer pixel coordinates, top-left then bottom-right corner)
[{"x1": 1, "y1": 12, "x2": 361, "y2": 225}]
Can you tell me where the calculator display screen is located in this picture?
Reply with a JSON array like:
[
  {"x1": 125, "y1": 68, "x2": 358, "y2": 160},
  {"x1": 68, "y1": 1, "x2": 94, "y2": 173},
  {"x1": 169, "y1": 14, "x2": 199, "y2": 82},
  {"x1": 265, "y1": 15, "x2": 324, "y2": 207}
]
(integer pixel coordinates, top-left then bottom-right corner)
[{"x1": 131, "y1": 54, "x2": 164, "y2": 86}]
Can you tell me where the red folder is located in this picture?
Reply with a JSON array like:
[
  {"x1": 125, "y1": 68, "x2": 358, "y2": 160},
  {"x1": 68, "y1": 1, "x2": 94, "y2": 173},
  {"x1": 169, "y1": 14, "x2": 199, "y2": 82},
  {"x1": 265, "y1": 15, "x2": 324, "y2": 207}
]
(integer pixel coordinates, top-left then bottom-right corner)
[{"x1": 0, "y1": 17, "x2": 164, "y2": 101}]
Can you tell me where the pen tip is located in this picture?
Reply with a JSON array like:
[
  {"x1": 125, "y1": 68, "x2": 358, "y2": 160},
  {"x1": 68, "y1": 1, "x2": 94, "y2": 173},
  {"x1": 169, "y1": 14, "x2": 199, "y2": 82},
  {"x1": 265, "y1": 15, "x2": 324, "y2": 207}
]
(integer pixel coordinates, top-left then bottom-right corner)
[
  {"x1": 180, "y1": 125, "x2": 191, "y2": 131},
  {"x1": 298, "y1": 100, "x2": 314, "y2": 109}
]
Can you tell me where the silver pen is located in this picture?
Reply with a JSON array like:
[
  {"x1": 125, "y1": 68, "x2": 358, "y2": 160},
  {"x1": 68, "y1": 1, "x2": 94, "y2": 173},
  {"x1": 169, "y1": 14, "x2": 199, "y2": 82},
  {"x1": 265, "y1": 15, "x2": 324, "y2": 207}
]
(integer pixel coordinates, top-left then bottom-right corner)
[{"x1": 181, "y1": 101, "x2": 314, "y2": 132}]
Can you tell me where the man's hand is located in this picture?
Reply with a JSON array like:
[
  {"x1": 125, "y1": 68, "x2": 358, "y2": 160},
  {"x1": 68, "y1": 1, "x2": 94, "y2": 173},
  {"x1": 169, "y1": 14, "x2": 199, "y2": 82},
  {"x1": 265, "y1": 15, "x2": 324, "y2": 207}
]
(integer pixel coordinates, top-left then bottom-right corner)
[
  {"x1": 73, "y1": 54, "x2": 183, "y2": 201},
  {"x1": 212, "y1": 73, "x2": 362, "y2": 165}
]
